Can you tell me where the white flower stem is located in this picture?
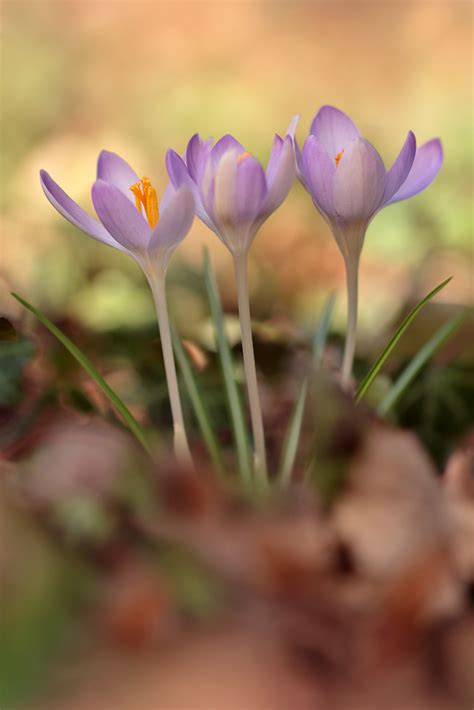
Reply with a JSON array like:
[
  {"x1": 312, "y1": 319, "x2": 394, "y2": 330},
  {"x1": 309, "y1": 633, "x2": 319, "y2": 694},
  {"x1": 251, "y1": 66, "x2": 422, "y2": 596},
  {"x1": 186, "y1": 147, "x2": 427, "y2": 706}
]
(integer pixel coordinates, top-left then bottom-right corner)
[
  {"x1": 341, "y1": 254, "x2": 360, "y2": 387},
  {"x1": 233, "y1": 251, "x2": 268, "y2": 485},
  {"x1": 146, "y1": 267, "x2": 193, "y2": 468}
]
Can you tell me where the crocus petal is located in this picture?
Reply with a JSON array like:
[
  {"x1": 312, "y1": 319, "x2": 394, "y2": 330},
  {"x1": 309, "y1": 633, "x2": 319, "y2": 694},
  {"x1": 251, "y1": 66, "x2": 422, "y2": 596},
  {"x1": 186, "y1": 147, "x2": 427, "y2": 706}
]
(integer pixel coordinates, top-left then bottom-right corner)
[
  {"x1": 382, "y1": 131, "x2": 417, "y2": 206},
  {"x1": 285, "y1": 114, "x2": 300, "y2": 141},
  {"x1": 301, "y1": 135, "x2": 336, "y2": 217},
  {"x1": 387, "y1": 138, "x2": 443, "y2": 205},
  {"x1": 166, "y1": 149, "x2": 216, "y2": 231},
  {"x1": 261, "y1": 136, "x2": 295, "y2": 216},
  {"x1": 293, "y1": 137, "x2": 306, "y2": 186},
  {"x1": 209, "y1": 134, "x2": 245, "y2": 168},
  {"x1": 158, "y1": 180, "x2": 176, "y2": 214},
  {"x1": 332, "y1": 138, "x2": 386, "y2": 222},
  {"x1": 236, "y1": 155, "x2": 267, "y2": 223},
  {"x1": 185, "y1": 134, "x2": 212, "y2": 183},
  {"x1": 310, "y1": 105, "x2": 360, "y2": 157},
  {"x1": 166, "y1": 149, "x2": 193, "y2": 190},
  {"x1": 92, "y1": 179, "x2": 151, "y2": 252},
  {"x1": 266, "y1": 134, "x2": 283, "y2": 185},
  {"x1": 149, "y1": 185, "x2": 195, "y2": 257},
  {"x1": 213, "y1": 150, "x2": 239, "y2": 230},
  {"x1": 97, "y1": 150, "x2": 140, "y2": 203},
  {"x1": 40, "y1": 170, "x2": 122, "y2": 250}
]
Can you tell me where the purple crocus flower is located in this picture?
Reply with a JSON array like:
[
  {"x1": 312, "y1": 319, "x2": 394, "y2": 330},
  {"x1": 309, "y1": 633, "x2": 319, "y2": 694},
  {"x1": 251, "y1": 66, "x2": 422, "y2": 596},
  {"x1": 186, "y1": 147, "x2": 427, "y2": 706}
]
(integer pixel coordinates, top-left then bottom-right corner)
[
  {"x1": 165, "y1": 122, "x2": 297, "y2": 482},
  {"x1": 293, "y1": 106, "x2": 443, "y2": 384},
  {"x1": 40, "y1": 151, "x2": 195, "y2": 274},
  {"x1": 165, "y1": 122, "x2": 297, "y2": 255},
  {"x1": 40, "y1": 151, "x2": 196, "y2": 465}
]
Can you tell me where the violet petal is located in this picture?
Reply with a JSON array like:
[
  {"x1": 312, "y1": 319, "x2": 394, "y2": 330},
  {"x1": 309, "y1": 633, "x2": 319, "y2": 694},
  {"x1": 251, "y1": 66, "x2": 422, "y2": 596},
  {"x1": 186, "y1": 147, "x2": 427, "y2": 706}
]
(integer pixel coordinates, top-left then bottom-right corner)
[
  {"x1": 209, "y1": 134, "x2": 245, "y2": 168},
  {"x1": 40, "y1": 170, "x2": 122, "y2": 250},
  {"x1": 186, "y1": 134, "x2": 212, "y2": 183},
  {"x1": 236, "y1": 155, "x2": 267, "y2": 223},
  {"x1": 266, "y1": 134, "x2": 283, "y2": 185},
  {"x1": 213, "y1": 150, "x2": 239, "y2": 230},
  {"x1": 310, "y1": 105, "x2": 360, "y2": 157},
  {"x1": 387, "y1": 139, "x2": 443, "y2": 204},
  {"x1": 382, "y1": 131, "x2": 417, "y2": 206},
  {"x1": 97, "y1": 150, "x2": 140, "y2": 203},
  {"x1": 301, "y1": 135, "x2": 336, "y2": 217},
  {"x1": 332, "y1": 138, "x2": 386, "y2": 222},
  {"x1": 166, "y1": 149, "x2": 215, "y2": 230},
  {"x1": 91, "y1": 179, "x2": 151, "y2": 252},
  {"x1": 261, "y1": 136, "x2": 295, "y2": 216},
  {"x1": 149, "y1": 185, "x2": 195, "y2": 254}
]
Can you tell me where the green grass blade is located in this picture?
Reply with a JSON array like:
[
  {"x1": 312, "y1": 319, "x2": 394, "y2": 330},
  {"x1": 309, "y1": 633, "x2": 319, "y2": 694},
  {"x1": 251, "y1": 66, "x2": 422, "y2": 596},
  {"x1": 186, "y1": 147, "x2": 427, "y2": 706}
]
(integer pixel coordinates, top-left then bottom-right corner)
[
  {"x1": 356, "y1": 276, "x2": 452, "y2": 403},
  {"x1": 11, "y1": 292, "x2": 152, "y2": 454},
  {"x1": 278, "y1": 380, "x2": 307, "y2": 488},
  {"x1": 312, "y1": 291, "x2": 337, "y2": 367},
  {"x1": 203, "y1": 250, "x2": 252, "y2": 486},
  {"x1": 171, "y1": 323, "x2": 225, "y2": 477},
  {"x1": 377, "y1": 308, "x2": 469, "y2": 417},
  {"x1": 278, "y1": 294, "x2": 337, "y2": 487}
]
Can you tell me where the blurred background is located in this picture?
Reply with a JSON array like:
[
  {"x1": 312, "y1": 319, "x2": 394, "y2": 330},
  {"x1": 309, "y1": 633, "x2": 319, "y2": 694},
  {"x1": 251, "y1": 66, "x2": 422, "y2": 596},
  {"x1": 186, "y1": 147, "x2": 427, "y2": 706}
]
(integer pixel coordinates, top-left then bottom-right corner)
[
  {"x1": 1, "y1": 1, "x2": 473, "y2": 708},
  {"x1": 2, "y1": 0, "x2": 472, "y2": 330}
]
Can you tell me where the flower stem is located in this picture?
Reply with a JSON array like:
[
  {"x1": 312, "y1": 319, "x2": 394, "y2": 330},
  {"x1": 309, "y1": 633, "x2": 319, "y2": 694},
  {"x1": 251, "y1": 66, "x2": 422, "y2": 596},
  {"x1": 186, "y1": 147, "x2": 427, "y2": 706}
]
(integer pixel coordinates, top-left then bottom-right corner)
[
  {"x1": 233, "y1": 252, "x2": 268, "y2": 485},
  {"x1": 147, "y1": 269, "x2": 193, "y2": 468},
  {"x1": 341, "y1": 255, "x2": 360, "y2": 387}
]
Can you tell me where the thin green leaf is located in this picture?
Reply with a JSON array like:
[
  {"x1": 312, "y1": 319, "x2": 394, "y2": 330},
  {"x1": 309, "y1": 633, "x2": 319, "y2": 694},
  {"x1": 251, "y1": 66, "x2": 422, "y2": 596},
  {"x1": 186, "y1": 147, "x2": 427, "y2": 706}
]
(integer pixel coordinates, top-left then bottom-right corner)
[
  {"x1": 11, "y1": 292, "x2": 152, "y2": 454},
  {"x1": 356, "y1": 276, "x2": 452, "y2": 403},
  {"x1": 278, "y1": 381, "x2": 307, "y2": 488},
  {"x1": 171, "y1": 323, "x2": 225, "y2": 477},
  {"x1": 377, "y1": 308, "x2": 469, "y2": 416},
  {"x1": 279, "y1": 295, "x2": 337, "y2": 487},
  {"x1": 203, "y1": 250, "x2": 252, "y2": 486},
  {"x1": 312, "y1": 291, "x2": 337, "y2": 367}
]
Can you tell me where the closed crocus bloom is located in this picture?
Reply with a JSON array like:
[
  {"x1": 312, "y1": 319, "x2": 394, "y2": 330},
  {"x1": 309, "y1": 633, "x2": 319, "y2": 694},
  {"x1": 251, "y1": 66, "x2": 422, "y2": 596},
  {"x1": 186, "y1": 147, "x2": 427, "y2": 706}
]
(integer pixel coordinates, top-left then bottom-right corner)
[
  {"x1": 294, "y1": 106, "x2": 443, "y2": 385},
  {"x1": 166, "y1": 124, "x2": 297, "y2": 482},
  {"x1": 40, "y1": 151, "x2": 195, "y2": 464},
  {"x1": 166, "y1": 125, "x2": 296, "y2": 255}
]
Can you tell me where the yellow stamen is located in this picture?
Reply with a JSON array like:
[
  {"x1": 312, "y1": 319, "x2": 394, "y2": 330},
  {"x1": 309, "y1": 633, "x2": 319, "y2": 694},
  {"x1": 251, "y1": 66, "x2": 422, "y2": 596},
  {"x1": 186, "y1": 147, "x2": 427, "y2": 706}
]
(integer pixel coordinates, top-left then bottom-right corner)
[
  {"x1": 238, "y1": 151, "x2": 252, "y2": 163},
  {"x1": 129, "y1": 176, "x2": 159, "y2": 228},
  {"x1": 335, "y1": 149, "x2": 344, "y2": 167}
]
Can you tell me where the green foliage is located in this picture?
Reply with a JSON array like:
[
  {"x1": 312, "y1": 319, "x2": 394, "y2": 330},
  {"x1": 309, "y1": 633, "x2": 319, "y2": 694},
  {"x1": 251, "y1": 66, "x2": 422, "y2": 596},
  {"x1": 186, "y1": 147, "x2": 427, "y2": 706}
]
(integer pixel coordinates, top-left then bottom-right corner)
[
  {"x1": 12, "y1": 293, "x2": 152, "y2": 455},
  {"x1": 378, "y1": 309, "x2": 470, "y2": 416},
  {"x1": 203, "y1": 251, "x2": 252, "y2": 487},
  {"x1": 171, "y1": 321, "x2": 225, "y2": 476},
  {"x1": 278, "y1": 293, "x2": 338, "y2": 487},
  {"x1": 356, "y1": 277, "x2": 452, "y2": 403}
]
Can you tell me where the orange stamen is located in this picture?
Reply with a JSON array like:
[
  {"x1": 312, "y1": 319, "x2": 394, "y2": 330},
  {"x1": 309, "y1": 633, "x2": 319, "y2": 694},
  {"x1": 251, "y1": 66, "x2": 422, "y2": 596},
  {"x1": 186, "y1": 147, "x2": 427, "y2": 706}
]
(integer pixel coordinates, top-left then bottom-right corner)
[
  {"x1": 335, "y1": 149, "x2": 344, "y2": 167},
  {"x1": 129, "y1": 176, "x2": 159, "y2": 228},
  {"x1": 238, "y1": 151, "x2": 252, "y2": 163}
]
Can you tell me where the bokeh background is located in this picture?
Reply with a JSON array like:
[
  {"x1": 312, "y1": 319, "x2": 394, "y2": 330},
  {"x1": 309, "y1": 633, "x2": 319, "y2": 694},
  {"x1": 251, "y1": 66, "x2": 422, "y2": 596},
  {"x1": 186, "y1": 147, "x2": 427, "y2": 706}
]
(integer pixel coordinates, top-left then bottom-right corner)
[
  {"x1": 1, "y1": 2, "x2": 473, "y2": 708},
  {"x1": 2, "y1": 0, "x2": 473, "y2": 335}
]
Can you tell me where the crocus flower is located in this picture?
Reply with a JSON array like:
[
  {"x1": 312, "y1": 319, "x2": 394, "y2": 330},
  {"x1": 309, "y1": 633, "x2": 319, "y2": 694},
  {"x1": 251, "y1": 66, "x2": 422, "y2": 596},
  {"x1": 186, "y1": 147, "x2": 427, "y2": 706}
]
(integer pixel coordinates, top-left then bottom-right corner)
[
  {"x1": 165, "y1": 124, "x2": 296, "y2": 256},
  {"x1": 40, "y1": 151, "x2": 195, "y2": 464},
  {"x1": 294, "y1": 105, "x2": 443, "y2": 384},
  {"x1": 166, "y1": 123, "x2": 297, "y2": 482}
]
